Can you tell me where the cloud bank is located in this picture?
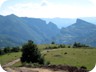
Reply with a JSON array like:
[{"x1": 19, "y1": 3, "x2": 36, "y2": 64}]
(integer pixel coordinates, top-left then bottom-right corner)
[
  {"x1": 0, "y1": 0, "x2": 7, "y2": 7},
  {"x1": 0, "y1": 0, "x2": 96, "y2": 18}
]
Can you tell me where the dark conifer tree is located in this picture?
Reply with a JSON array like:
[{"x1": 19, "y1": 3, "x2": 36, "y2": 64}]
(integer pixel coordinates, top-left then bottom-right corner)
[{"x1": 21, "y1": 40, "x2": 44, "y2": 64}]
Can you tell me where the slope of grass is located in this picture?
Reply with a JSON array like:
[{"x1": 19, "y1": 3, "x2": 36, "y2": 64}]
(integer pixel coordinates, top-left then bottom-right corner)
[
  {"x1": 0, "y1": 44, "x2": 55, "y2": 65},
  {"x1": 0, "y1": 44, "x2": 96, "y2": 71},
  {"x1": 44, "y1": 48, "x2": 96, "y2": 70},
  {"x1": 0, "y1": 52, "x2": 21, "y2": 65},
  {"x1": 37, "y1": 44, "x2": 58, "y2": 51}
]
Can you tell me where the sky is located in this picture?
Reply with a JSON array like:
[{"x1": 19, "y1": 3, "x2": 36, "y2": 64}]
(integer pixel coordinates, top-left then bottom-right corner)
[{"x1": 0, "y1": 0, "x2": 96, "y2": 18}]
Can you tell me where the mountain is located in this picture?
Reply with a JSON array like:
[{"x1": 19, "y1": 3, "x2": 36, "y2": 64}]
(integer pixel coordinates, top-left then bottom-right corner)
[
  {"x1": 0, "y1": 14, "x2": 96, "y2": 47},
  {"x1": 0, "y1": 14, "x2": 60, "y2": 47},
  {"x1": 42, "y1": 17, "x2": 96, "y2": 28},
  {"x1": 56, "y1": 19, "x2": 96, "y2": 46},
  {"x1": 80, "y1": 17, "x2": 96, "y2": 25},
  {"x1": 42, "y1": 18, "x2": 76, "y2": 28}
]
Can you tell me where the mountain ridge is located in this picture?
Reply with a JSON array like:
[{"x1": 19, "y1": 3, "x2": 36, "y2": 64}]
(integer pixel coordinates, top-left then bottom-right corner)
[
  {"x1": 0, "y1": 14, "x2": 96, "y2": 47},
  {"x1": 58, "y1": 18, "x2": 96, "y2": 46},
  {"x1": 0, "y1": 14, "x2": 60, "y2": 47}
]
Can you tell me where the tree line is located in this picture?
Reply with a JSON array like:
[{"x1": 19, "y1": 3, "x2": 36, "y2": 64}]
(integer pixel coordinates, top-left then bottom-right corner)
[
  {"x1": 45, "y1": 41, "x2": 90, "y2": 50},
  {"x1": 0, "y1": 41, "x2": 90, "y2": 56},
  {"x1": 0, "y1": 46, "x2": 21, "y2": 55}
]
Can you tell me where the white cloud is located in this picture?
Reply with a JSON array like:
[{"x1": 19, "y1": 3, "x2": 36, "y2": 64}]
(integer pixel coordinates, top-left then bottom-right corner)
[
  {"x1": 89, "y1": 0, "x2": 96, "y2": 6},
  {"x1": 1, "y1": 0, "x2": 96, "y2": 18},
  {"x1": 0, "y1": 0, "x2": 7, "y2": 7}
]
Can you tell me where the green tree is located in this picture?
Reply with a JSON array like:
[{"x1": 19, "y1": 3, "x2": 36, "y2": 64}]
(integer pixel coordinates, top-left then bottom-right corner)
[
  {"x1": 73, "y1": 42, "x2": 89, "y2": 48},
  {"x1": 20, "y1": 40, "x2": 44, "y2": 64},
  {"x1": 4, "y1": 47, "x2": 11, "y2": 53},
  {"x1": 0, "y1": 49, "x2": 5, "y2": 55},
  {"x1": 11, "y1": 46, "x2": 20, "y2": 52},
  {"x1": 58, "y1": 44, "x2": 65, "y2": 48},
  {"x1": 51, "y1": 41, "x2": 55, "y2": 44}
]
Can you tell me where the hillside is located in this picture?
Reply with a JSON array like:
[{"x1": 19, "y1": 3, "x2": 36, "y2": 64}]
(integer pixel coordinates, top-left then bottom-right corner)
[
  {"x1": 0, "y1": 14, "x2": 96, "y2": 47},
  {"x1": 55, "y1": 19, "x2": 96, "y2": 46},
  {"x1": 0, "y1": 14, "x2": 60, "y2": 47}
]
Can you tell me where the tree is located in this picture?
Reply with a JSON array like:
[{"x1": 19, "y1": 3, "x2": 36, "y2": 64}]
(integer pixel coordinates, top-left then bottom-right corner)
[
  {"x1": 20, "y1": 40, "x2": 44, "y2": 64},
  {"x1": 73, "y1": 42, "x2": 89, "y2": 48},
  {"x1": 51, "y1": 41, "x2": 55, "y2": 44},
  {"x1": 58, "y1": 44, "x2": 65, "y2": 48},
  {"x1": 11, "y1": 46, "x2": 20, "y2": 52},
  {"x1": 4, "y1": 47, "x2": 11, "y2": 53},
  {"x1": 0, "y1": 49, "x2": 5, "y2": 55}
]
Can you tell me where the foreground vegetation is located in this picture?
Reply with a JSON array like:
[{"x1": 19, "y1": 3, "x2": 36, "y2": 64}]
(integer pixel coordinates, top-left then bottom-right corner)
[
  {"x1": 11, "y1": 47, "x2": 96, "y2": 70},
  {"x1": 44, "y1": 48, "x2": 96, "y2": 70},
  {"x1": 0, "y1": 41, "x2": 96, "y2": 71},
  {"x1": 21, "y1": 40, "x2": 45, "y2": 65},
  {"x1": 0, "y1": 52, "x2": 21, "y2": 65}
]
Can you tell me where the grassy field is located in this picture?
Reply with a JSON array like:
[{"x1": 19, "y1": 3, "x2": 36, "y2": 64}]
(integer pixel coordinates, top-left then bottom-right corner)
[
  {"x1": 0, "y1": 44, "x2": 96, "y2": 70},
  {"x1": 44, "y1": 48, "x2": 96, "y2": 70},
  {"x1": 0, "y1": 52, "x2": 21, "y2": 65},
  {"x1": 0, "y1": 44, "x2": 54, "y2": 65},
  {"x1": 37, "y1": 44, "x2": 58, "y2": 51}
]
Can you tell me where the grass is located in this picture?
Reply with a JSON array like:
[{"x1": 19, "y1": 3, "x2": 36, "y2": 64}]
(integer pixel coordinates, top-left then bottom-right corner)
[
  {"x1": 0, "y1": 52, "x2": 21, "y2": 65},
  {"x1": 37, "y1": 44, "x2": 58, "y2": 51},
  {"x1": 0, "y1": 44, "x2": 52, "y2": 65},
  {"x1": 44, "y1": 48, "x2": 96, "y2": 70},
  {"x1": 0, "y1": 44, "x2": 96, "y2": 71},
  {"x1": 11, "y1": 61, "x2": 22, "y2": 67}
]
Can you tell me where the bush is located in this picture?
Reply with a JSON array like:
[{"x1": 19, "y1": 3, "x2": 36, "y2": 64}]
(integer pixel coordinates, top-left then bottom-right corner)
[
  {"x1": 11, "y1": 46, "x2": 20, "y2": 52},
  {"x1": 21, "y1": 40, "x2": 45, "y2": 65},
  {"x1": 64, "y1": 52, "x2": 67, "y2": 55},
  {"x1": 80, "y1": 66, "x2": 87, "y2": 69},
  {"x1": 3, "y1": 47, "x2": 11, "y2": 53},
  {"x1": 51, "y1": 41, "x2": 55, "y2": 44},
  {"x1": 58, "y1": 44, "x2": 65, "y2": 48},
  {"x1": 68, "y1": 46, "x2": 71, "y2": 48},
  {"x1": 45, "y1": 46, "x2": 58, "y2": 50},
  {"x1": 0, "y1": 49, "x2": 5, "y2": 55},
  {"x1": 73, "y1": 42, "x2": 89, "y2": 48},
  {"x1": 46, "y1": 61, "x2": 50, "y2": 65}
]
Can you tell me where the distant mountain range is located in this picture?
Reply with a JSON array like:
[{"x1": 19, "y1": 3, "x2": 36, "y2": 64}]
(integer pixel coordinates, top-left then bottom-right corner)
[
  {"x1": 42, "y1": 17, "x2": 96, "y2": 28},
  {"x1": 42, "y1": 18, "x2": 76, "y2": 28},
  {"x1": 0, "y1": 14, "x2": 96, "y2": 47},
  {"x1": 55, "y1": 19, "x2": 96, "y2": 46},
  {"x1": 0, "y1": 14, "x2": 60, "y2": 47}
]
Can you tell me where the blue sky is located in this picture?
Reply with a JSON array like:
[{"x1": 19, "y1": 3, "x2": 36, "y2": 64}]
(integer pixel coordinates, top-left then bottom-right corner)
[{"x1": 0, "y1": 0, "x2": 96, "y2": 18}]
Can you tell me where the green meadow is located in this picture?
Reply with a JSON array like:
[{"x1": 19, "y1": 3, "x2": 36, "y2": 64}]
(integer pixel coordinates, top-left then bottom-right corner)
[
  {"x1": 44, "y1": 48, "x2": 96, "y2": 70},
  {"x1": 0, "y1": 44, "x2": 96, "y2": 70},
  {"x1": 0, "y1": 52, "x2": 21, "y2": 65}
]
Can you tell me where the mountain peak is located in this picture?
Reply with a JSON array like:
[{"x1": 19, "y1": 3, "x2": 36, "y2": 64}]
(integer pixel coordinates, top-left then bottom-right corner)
[
  {"x1": 48, "y1": 22, "x2": 58, "y2": 27},
  {"x1": 75, "y1": 18, "x2": 95, "y2": 26},
  {"x1": 48, "y1": 21, "x2": 59, "y2": 29},
  {"x1": 6, "y1": 14, "x2": 17, "y2": 17},
  {"x1": 48, "y1": 22, "x2": 54, "y2": 24},
  {"x1": 76, "y1": 19, "x2": 86, "y2": 23},
  {"x1": 67, "y1": 18, "x2": 96, "y2": 29}
]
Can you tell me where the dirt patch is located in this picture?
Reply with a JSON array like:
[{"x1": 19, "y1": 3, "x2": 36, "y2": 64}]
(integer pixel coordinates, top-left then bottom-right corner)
[
  {"x1": 5, "y1": 67, "x2": 67, "y2": 72},
  {"x1": 42, "y1": 65, "x2": 88, "y2": 72},
  {"x1": 4, "y1": 65, "x2": 88, "y2": 72},
  {"x1": 3, "y1": 59, "x2": 20, "y2": 67}
]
